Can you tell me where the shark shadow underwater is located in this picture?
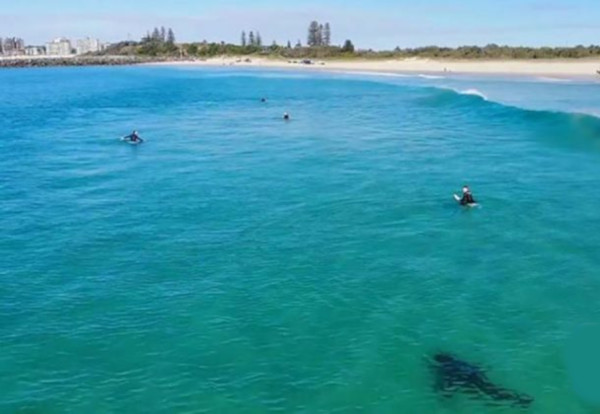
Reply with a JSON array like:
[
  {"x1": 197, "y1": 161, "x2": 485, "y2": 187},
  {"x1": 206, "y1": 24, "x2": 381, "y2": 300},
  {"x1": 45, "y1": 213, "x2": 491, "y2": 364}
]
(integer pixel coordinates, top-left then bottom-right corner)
[{"x1": 429, "y1": 353, "x2": 534, "y2": 409}]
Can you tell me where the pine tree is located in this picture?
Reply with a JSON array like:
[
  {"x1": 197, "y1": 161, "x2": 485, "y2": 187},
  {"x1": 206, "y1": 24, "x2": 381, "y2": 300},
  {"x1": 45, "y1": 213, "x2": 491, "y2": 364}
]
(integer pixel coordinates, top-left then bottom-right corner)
[
  {"x1": 295, "y1": 39, "x2": 302, "y2": 48},
  {"x1": 324, "y1": 23, "x2": 331, "y2": 46},
  {"x1": 317, "y1": 24, "x2": 324, "y2": 46},
  {"x1": 287, "y1": 40, "x2": 292, "y2": 49},
  {"x1": 167, "y1": 28, "x2": 176, "y2": 45},
  {"x1": 241, "y1": 31, "x2": 247, "y2": 47},
  {"x1": 307, "y1": 21, "x2": 319, "y2": 47},
  {"x1": 160, "y1": 26, "x2": 166, "y2": 42},
  {"x1": 248, "y1": 31, "x2": 255, "y2": 46},
  {"x1": 342, "y1": 39, "x2": 355, "y2": 53},
  {"x1": 256, "y1": 32, "x2": 262, "y2": 47},
  {"x1": 152, "y1": 27, "x2": 161, "y2": 41}
]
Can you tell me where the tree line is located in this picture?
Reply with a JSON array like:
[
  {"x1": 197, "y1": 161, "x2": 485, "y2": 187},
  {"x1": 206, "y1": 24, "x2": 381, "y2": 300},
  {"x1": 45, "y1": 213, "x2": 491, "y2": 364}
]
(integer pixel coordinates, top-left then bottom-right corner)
[
  {"x1": 139, "y1": 27, "x2": 178, "y2": 55},
  {"x1": 103, "y1": 40, "x2": 600, "y2": 60},
  {"x1": 376, "y1": 44, "x2": 600, "y2": 59},
  {"x1": 172, "y1": 42, "x2": 356, "y2": 58},
  {"x1": 98, "y1": 21, "x2": 600, "y2": 60}
]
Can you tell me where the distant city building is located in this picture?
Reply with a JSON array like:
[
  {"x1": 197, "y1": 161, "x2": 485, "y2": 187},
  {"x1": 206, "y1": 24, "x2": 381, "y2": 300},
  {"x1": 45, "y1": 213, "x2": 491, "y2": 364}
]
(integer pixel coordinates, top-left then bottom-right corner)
[
  {"x1": 25, "y1": 46, "x2": 46, "y2": 56},
  {"x1": 76, "y1": 37, "x2": 102, "y2": 55},
  {"x1": 1, "y1": 37, "x2": 26, "y2": 56},
  {"x1": 46, "y1": 38, "x2": 73, "y2": 56}
]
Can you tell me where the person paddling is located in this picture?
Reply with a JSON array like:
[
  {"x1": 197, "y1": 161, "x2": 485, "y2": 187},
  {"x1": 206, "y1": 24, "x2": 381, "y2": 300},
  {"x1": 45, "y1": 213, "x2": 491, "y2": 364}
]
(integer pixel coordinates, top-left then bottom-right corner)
[
  {"x1": 283, "y1": 112, "x2": 290, "y2": 121},
  {"x1": 455, "y1": 185, "x2": 476, "y2": 206},
  {"x1": 123, "y1": 130, "x2": 144, "y2": 143}
]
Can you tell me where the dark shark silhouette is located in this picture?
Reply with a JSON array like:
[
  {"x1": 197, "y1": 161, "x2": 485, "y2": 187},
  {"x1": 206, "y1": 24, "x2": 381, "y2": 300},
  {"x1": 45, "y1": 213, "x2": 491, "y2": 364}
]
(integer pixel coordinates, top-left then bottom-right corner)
[{"x1": 429, "y1": 353, "x2": 534, "y2": 408}]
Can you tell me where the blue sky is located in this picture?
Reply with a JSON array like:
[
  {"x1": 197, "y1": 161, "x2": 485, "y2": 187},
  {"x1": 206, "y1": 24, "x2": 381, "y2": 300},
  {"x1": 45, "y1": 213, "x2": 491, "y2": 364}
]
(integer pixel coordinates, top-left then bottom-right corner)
[{"x1": 3, "y1": 0, "x2": 600, "y2": 49}]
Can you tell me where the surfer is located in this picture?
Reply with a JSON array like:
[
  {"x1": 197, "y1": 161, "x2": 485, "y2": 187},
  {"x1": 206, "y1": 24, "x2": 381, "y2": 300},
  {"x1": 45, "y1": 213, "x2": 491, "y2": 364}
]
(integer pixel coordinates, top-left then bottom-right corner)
[
  {"x1": 455, "y1": 186, "x2": 476, "y2": 206},
  {"x1": 283, "y1": 112, "x2": 290, "y2": 121},
  {"x1": 261, "y1": 97, "x2": 267, "y2": 103},
  {"x1": 123, "y1": 130, "x2": 143, "y2": 143}
]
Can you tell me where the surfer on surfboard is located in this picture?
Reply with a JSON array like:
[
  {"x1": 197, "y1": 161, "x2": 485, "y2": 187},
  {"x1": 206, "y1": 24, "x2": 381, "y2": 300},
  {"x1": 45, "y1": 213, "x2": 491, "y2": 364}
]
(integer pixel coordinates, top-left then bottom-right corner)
[
  {"x1": 122, "y1": 130, "x2": 144, "y2": 144},
  {"x1": 454, "y1": 185, "x2": 477, "y2": 206}
]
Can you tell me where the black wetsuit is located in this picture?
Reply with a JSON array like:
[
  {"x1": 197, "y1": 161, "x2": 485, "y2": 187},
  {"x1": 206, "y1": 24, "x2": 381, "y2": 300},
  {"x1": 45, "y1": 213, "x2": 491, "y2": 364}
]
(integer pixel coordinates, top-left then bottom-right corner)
[
  {"x1": 125, "y1": 133, "x2": 143, "y2": 142},
  {"x1": 460, "y1": 193, "x2": 476, "y2": 205}
]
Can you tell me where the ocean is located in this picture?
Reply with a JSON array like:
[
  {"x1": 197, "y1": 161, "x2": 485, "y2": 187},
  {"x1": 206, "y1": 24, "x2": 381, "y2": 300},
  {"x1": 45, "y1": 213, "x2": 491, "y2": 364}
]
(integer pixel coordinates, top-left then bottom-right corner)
[{"x1": 1, "y1": 66, "x2": 600, "y2": 413}]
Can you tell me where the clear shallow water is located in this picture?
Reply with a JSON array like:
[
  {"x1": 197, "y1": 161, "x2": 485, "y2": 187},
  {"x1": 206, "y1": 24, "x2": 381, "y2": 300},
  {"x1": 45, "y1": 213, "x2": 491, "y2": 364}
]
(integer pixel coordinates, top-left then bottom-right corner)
[{"x1": 1, "y1": 66, "x2": 600, "y2": 413}]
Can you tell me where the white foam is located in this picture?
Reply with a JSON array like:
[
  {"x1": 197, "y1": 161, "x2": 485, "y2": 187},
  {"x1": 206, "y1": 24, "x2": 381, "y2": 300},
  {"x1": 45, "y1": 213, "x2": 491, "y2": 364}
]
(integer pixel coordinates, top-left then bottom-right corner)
[
  {"x1": 574, "y1": 108, "x2": 600, "y2": 118},
  {"x1": 458, "y1": 89, "x2": 488, "y2": 100},
  {"x1": 536, "y1": 76, "x2": 572, "y2": 83},
  {"x1": 333, "y1": 70, "x2": 410, "y2": 78},
  {"x1": 254, "y1": 73, "x2": 311, "y2": 79},
  {"x1": 418, "y1": 74, "x2": 446, "y2": 79}
]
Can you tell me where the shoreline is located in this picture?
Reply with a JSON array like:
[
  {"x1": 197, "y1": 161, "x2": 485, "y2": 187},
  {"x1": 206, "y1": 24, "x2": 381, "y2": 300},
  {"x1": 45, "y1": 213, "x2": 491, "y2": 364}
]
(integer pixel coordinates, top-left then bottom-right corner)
[
  {"x1": 2, "y1": 55, "x2": 599, "y2": 79},
  {"x1": 146, "y1": 57, "x2": 600, "y2": 79}
]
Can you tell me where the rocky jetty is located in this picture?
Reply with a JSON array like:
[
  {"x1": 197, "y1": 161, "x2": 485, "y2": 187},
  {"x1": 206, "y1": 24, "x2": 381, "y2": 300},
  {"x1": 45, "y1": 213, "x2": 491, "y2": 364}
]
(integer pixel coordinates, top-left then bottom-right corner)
[{"x1": 0, "y1": 55, "x2": 168, "y2": 69}]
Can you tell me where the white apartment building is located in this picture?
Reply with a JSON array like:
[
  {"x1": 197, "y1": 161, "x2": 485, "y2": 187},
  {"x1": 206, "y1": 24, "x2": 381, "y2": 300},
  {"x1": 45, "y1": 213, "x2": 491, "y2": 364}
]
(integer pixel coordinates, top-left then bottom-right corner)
[
  {"x1": 76, "y1": 37, "x2": 102, "y2": 55},
  {"x1": 25, "y1": 46, "x2": 46, "y2": 56},
  {"x1": 46, "y1": 38, "x2": 73, "y2": 56}
]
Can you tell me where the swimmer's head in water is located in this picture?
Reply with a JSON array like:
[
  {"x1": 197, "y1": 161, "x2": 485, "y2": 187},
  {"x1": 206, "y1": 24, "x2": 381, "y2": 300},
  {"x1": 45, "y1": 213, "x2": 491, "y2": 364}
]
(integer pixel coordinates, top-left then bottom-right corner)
[{"x1": 463, "y1": 186, "x2": 470, "y2": 194}]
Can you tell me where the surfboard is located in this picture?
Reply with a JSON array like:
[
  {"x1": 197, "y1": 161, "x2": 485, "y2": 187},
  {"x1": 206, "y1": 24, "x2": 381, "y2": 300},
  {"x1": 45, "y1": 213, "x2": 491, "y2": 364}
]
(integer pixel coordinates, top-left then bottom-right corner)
[
  {"x1": 120, "y1": 137, "x2": 143, "y2": 145},
  {"x1": 454, "y1": 194, "x2": 478, "y2": 207}
]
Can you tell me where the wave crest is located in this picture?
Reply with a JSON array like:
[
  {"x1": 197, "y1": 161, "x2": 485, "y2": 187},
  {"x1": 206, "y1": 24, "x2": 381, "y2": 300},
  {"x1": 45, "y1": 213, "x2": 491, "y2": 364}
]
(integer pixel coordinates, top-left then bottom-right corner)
[
  {"x1": 536, "y1": 76, "x2": 572, "y2": 83},
  {"x1": 457, "y1": 89, "x2": 488, "y2": 100},
  {"x1": 418, "y1": 74, "x2": 446, "y2": 80}
]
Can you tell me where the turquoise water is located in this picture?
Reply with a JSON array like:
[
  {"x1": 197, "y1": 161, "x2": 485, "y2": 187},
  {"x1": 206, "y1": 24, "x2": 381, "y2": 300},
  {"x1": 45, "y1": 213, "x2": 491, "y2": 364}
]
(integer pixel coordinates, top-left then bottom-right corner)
[{"x1": 1, "y1": 66, "x2": 600, "y2": 413}]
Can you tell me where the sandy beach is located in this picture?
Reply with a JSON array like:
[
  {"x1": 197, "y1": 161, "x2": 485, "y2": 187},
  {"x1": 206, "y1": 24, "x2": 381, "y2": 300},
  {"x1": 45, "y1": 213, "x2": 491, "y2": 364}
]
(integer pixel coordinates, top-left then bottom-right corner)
[{"x1": 150, "y1": 56, "x2": 600, "y2": 78}]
